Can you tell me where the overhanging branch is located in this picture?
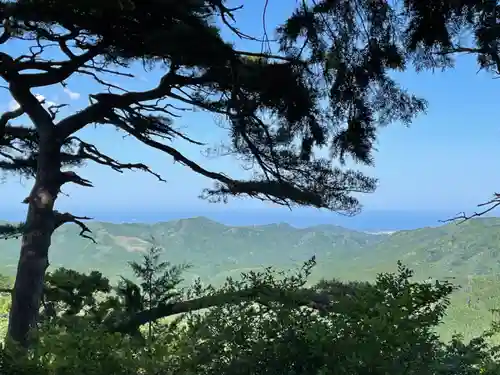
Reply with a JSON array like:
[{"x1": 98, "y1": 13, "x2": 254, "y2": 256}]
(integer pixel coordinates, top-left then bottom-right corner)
[
  {"x1": 108, "y1": 116, "x2": 327, "y2": 208},
  {"x1": 435, "y1": 45, "x2": 500, "y2": 75},
  {"x1": 110, "y1": 286, "x2": 333, "y2": 334}
]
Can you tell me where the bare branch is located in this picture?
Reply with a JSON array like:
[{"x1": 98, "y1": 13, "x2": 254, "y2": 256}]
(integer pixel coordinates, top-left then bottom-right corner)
[
  {"x1": 0, "y1": 107, "x2": 24, "y2": 129},
  {"x1": 53, "y1": 211, "x2": 95, "y2": 243},
  {"x1": 46, "y1": 103, "x2": 68, "y2": 120},
  {"x1": 0, "y1": 53, "x2": 57, "y2": 134},
  {"x1": 67, "y1": 137, "x2": 166, "y2": 182},
  {"x1": 76, "y1": 69, "x2": 131, "y2": 93},
  {"x1": 440, "y1": 193, "x2": 500, "y2": 224},
  {"x1": 59, "y1": 171, "x2": 93, "y2": 188},
  {"x1": 21, "y1": 171, "x2": 93, "y2": 205},
  {"x1": 19, "y1": 46, "x2": 103, "y2": 88}
]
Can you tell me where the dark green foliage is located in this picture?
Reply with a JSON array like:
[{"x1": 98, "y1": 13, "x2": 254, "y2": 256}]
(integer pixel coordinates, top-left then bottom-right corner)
[
  {"x1": 128, "y1": 245, "x2": 188, "y2": 309},
  {"x1": 128, "y1": 244, "x2": 189, "y2": 340},
  {"x1": 0, "y1": 1, "x2": 416, "y2": 345},
  {"x1": 277, "y1": 0, "x2": 427, "y2": 165},
  {"x1": 0, "y1": 122, "x2": 85, "y2": 180},
  {"x1": 1, "y1": 216, "x2": 498, "y2": 341},
  {"x1": 1, "y1": 257, "x2": 500, "y2": 375},
  {"x1": 402, "y1": 0, "x2": 500, "y2": 74},
  {"x1": 41, "y1": 268, "x2": 112, "y2": 322},
  {"x1": 7, "y1": 0, "x2": 234, "y2": 64},
  {"x1": 0, "y1": 0, "x2": 493, "y2": 221},
  {"x1": 2, "y1": 0, "x2": 495, "y2": 236}
]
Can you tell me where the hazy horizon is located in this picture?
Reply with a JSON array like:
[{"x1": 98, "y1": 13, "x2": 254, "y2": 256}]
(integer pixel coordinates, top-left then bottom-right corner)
[{"x1": 1, "y1": 208, "x2": 493, "y2": 232}]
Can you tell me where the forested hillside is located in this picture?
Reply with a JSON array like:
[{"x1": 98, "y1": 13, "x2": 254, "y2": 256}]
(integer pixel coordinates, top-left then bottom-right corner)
[
  {"x1": 4, "y1": 217, "x2": 500, "y2": 285},
  {"x1": 3, "y1": 217, "x2": 500, "y2": 341},
  {"x1": 0, "y1": 217, "x2": 384, "y2": 282}
]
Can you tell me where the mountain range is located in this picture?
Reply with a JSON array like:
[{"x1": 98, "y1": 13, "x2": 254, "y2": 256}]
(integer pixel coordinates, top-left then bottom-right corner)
[
  {"x1": 2, "y1": 216, "x2": 500, "y2": 340},
  {"x1": 2, "y1": 216, "x2": 500, "y2": 282},
  {"x1": 0, "y1": 217, "x2": 384, "y2": 283}
]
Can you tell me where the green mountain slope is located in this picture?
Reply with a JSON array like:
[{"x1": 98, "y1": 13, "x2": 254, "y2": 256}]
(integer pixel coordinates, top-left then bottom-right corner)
[
  {"x1": 337, "y1": 218, "x2": 500, "y2": 281},
  {"x1": 3, "y1": 217, "x2": 500, "y2": 284},
  {"x1": 3, "y1": 216, "x2": 500, "y2": 341},
  {"x1": 0, "y1": 216, "x2": 383, "y2": 283}
]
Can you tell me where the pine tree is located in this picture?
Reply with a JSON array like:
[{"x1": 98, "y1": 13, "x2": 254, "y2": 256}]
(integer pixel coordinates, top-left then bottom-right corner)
[
  {"x1": 128, "y1": 244, "x2": 188, "y2": 341},
  {"x1": 0, "y1": 0, "x2": 430, "y2": 347}
]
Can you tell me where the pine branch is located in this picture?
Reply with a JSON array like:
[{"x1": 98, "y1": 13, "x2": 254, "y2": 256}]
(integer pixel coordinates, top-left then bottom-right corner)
[
  {"x1": 53, "y1": 211, "x2": 95, "y2": 242},
  {"x1": 68, "y1": 136, "x2": 166, "y2": 182},
  {"x1": 0, "y1": 107, "x2": 24, "y2": 133},
  {"x1": 110, "y1": 286, "x2": 332, "y2": 335},
  {"x1": 440, "y1": 193, "x2": 500, "y2": 224},
  {"x1": 0, "y1": 222, "x2": 25, "y2": 240}
]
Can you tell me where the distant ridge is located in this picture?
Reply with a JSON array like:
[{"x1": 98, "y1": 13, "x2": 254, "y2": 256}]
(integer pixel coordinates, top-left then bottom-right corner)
[
  {"x1": 0, "y1": 216, "x2": 383, "y2": 281},
  {"x1": 1, "y1": 217, "x2": 500, "y2": 284},
  {"x1": 59, "y1": 216, "x2": 386, "y2": 232}
]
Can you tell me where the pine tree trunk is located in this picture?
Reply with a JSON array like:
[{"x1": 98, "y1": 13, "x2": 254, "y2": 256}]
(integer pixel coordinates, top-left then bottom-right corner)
[{"x1": 6, "y1": 133, "x2": 60, "y2": 348}]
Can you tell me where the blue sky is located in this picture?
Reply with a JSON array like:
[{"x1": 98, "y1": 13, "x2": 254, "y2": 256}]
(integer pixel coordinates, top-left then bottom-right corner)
[{"x1": 1, "y1": 0, "x2": 499, "y2": 227}]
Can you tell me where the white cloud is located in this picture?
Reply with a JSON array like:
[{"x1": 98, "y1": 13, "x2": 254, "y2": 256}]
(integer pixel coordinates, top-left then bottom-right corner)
[
  {"x1": 8, "y1": 94, "x2": 57, "y2": 112},
  {"x1": 63, "y1": 88, "x2": 80, "y2": 100}
]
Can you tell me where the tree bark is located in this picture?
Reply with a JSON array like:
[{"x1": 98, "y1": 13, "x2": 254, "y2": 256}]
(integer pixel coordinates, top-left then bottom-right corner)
[{"x1": 6, "y1": 131, "x2": 61, "y2": 348}]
